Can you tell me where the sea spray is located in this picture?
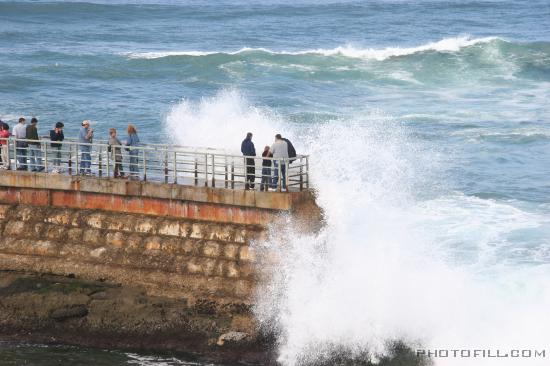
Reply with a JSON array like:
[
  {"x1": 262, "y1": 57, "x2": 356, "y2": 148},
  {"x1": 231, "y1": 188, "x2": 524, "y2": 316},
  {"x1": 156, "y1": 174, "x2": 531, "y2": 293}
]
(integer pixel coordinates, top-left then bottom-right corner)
[
  {"x1": 165, "y1": 90, "x2": 287, "y2": 151},
  {"x1": 165, "y1": 91, "x2": 550, "y2": 366}
]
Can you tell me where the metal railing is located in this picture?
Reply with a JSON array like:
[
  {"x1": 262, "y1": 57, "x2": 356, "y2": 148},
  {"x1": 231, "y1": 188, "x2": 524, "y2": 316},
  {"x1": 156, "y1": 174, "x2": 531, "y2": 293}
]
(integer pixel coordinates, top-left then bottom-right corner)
[{"x1": 0, "y1": 137, "x2": 309, "y2": 192}]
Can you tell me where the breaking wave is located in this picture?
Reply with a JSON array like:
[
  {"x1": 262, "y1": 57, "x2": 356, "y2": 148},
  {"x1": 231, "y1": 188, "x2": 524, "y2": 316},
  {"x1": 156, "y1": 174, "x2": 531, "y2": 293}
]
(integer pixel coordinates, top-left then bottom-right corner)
[
  {"x1": 126, "y1": 36, "x2": 499, "y2": 61},
  {"x1": 167, "y1": 90, "x2": 550, "y2": 366}
]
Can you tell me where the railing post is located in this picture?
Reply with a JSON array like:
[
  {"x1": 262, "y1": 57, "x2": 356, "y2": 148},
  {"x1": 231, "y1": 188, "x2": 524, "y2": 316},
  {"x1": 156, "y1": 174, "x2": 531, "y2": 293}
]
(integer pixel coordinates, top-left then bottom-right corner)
[
  {"x1": 211, "y1": 155, "x2": 215, "y2": 188},
  {"x1": 231, "y1": 160, "x2": 235, "y2": 189},
  {"x1": 194, "y1": 157, "x2": 198, "y2": 186},
  {"x1": 306, "y1": 156, "x2": 309, "y2": 189},
  {"x1": 68, "y1": 143, "x2": 73, "y2": 175},
  {"x1": 164, "y1": 151, "x2": 168, "y2": 184},
  {"x1": 204, "y1": 153, "x2": 208, "y2": 187},
  {"x1": 299, "y1": 157, "x2": 303, "y2": 191},
  {"x1": 98, "y1": 146, "x2": 103, "y2": 177},
  {"x1": 106, "y1": 145, "x2": 110, "y2": 178},
  {"x1": 75, "y1": 144, "x2": 79, "y2": 175},
  {"x1": 173, "y1": 151, "x2": 178, "y2": 184},
  {"x1": 43, "y1": 142, "x2": 48, "y2": 173},
  {"x1": 142, "y1": 148, "x2": 147, "y2": 181},
  {"x1": 285, "y1": 159, "x2": 289, "y2": 192},
  {"x1": 277, "y1": 159, "x2": 282, "y2": 192},
  {"x1": 7, "y1": 139, "x2": 11, "y2": 170},
  {"x1": 224, "y1": 156, "x2": 228, "y2": 189},
  {"x1": 12, "y1": 139, "x2": 18, "y2": 170}
]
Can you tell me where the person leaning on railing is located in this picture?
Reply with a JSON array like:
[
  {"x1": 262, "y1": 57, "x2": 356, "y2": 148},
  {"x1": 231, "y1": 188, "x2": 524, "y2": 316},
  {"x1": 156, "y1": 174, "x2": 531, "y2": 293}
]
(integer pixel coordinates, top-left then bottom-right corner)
[
  {"x1": 270, "y1": 134, "x2": 288, "y2": 190},
  {"x1": 13, "y1": 117, "x2": 27, "y2": 171},
  {"x1": 241, "y1": 132, "x2": 256, "y2": 190},
  {"x1": 79, "y1": 120, "x2": 93, "y2": 175},
  {"x1": 49, "y1": 122, "x2": 64, "y2": 174},
  {"x1": 108, "y1": 128, "x2": 125, "y2": 179},
  {"x1": 260, "y1": 145, "x2": 272, "y2": 191},
  {"x1": 0, "y1": 122, "x2": 10, "y2": 170},
  {"x1": 26, "y1": 118, "x2": 44, "y2": 172},
  {"x1": 126, "y1": 124, "x2": 140, "y2": 179}
]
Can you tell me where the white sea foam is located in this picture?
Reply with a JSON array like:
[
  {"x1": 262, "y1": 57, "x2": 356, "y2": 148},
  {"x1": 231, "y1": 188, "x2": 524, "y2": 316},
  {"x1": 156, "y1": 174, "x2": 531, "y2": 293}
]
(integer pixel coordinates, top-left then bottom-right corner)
[
  {"x1": 126, "y1": 36, "x2": 500, "y2": 61},
  {"x1": 166, "y1": 90, "x2": 550, "y2": 366},
  {"x1": 165, "y1": 89, "x2": 287, "y2": 151}
]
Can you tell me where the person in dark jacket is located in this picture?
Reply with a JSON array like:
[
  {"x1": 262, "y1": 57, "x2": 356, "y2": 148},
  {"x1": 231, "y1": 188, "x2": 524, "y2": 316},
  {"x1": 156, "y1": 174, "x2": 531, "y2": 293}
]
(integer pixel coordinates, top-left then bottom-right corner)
[
  {"x1": 240, "y1": 132, "x2": 256, "y2": 190},
  {"x1": 260, "y1": 145, "x2": 272, "y2": 191},
  {"x1": 26, "y1": 117, "x2": 43, "y2": 172},
  {"x1": 282, "y1": 137, "x2": 296, "y2": 163},
  {"x1": 49, "y1": 122, "x2": 64, "y2": 173}
]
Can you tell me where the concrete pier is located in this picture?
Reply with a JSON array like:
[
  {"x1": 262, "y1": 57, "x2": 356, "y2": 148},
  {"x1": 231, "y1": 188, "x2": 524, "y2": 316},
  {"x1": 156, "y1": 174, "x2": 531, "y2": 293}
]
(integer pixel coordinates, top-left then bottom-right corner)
[{"x1": 0, "y1": 170, "x2": 320, "y2": 363}]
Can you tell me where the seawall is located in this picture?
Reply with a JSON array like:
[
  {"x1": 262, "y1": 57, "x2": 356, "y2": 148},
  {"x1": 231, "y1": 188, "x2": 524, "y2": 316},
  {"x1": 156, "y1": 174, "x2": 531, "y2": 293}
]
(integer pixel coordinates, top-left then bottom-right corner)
[{"x1": 0, "y1": 171, "x2": 321, "y2": 363}]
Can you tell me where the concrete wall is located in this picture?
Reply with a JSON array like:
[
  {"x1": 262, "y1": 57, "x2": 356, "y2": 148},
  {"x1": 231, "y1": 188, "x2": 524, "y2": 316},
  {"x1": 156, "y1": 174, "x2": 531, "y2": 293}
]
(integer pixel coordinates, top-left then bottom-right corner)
[
  {"x1": 0, "y1": 171, "x2": 314, "y2": 225},
  {"x1": 0, "y1": 203, "x2": 261, "y2": 304},
  {"x1": 0, "y1": 171, "x2": 320, "y2": 356}
]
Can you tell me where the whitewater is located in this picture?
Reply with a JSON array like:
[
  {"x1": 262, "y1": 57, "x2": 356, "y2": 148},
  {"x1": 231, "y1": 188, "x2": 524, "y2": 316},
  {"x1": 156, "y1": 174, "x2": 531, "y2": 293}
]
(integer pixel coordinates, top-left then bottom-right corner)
[
  {"x1": 1, "y1": 0, "x2": 550, "y2": 365},
  {"x1": 166, "y1": 90, "x2": 550, "y2": 366},
  {"x1": 126, "y1": 36, "x2": 499, "y2": 61}
]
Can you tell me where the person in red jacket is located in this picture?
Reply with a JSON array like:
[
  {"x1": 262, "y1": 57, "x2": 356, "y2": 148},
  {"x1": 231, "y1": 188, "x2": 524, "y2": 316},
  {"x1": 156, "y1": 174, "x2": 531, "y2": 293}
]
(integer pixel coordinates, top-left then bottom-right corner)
[{"x1": 0, "y1": 123, "x2": 11, "y2": 170}]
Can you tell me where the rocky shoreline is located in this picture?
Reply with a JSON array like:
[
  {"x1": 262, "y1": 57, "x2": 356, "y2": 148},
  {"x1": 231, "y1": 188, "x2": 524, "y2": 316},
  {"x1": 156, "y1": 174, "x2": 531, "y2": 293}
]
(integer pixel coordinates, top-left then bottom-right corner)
[{"x1": 0, "y1": 270, "x2": 277, "y2": 365}]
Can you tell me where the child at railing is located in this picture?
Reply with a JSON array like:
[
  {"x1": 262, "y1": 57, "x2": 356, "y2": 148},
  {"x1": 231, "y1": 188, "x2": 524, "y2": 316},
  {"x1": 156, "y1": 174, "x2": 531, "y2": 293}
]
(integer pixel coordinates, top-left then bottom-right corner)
[
  {"x1": 260, "y1": 145, "x2": 272, "y2": 191},
  {"x1": 108, "y1": 128, "x2": 125, "y2": 178}
]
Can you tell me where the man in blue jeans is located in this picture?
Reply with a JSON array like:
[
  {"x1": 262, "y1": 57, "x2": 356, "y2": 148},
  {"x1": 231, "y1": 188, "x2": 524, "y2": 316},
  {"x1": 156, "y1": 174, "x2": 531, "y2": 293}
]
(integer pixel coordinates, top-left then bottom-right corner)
[
  {"x1": 270, "y1": 134, "x2": 289, "y2": 190},
  {"x1": 13, "y1": 117, "x2": 28, "y2": 170},
  {"x1": 26, "y1": 117, "x2": 43, "y2": 172},
  {"x1": 79, "y1": 120, "x2": 93, "y2": 175}
]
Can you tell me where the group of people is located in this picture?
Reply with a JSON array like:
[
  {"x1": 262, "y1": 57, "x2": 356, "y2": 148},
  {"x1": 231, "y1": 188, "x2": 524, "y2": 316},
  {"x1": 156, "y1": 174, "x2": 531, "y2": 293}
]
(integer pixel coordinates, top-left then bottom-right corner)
[
  {"x1": 1, "y1": 118, "x2": 299, "y2": 190},
  {"x1": 240, "y1": 132, "x2": 296, "y2": 191},
  {"x1": 0, "y1": 117, "x2": 141, "y2": 178}
]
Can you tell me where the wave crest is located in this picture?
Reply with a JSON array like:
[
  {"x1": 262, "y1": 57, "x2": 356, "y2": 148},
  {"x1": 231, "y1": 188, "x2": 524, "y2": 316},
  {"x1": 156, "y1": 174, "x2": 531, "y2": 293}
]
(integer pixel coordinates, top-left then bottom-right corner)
[{"x1": 126, "y1": 36, "x2": 500, "y2": 61}]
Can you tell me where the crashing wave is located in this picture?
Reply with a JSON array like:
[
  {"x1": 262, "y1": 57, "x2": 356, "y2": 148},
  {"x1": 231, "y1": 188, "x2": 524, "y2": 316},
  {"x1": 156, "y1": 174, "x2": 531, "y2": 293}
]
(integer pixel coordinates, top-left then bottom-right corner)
[{"x1": 126, "y1": 36, "x2": 500, "y2": 61}]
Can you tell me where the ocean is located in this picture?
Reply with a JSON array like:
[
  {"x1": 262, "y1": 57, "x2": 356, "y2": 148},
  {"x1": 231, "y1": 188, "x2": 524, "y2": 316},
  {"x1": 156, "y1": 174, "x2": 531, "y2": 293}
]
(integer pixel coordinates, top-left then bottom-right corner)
[{"x1": 1, "y1": 0, "x2": 549, "y2": 365}]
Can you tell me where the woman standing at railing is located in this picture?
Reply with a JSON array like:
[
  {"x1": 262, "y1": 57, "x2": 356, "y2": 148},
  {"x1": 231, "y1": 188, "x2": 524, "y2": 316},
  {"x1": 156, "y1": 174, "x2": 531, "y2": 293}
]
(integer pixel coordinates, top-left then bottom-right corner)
[
  {"x1": 79, "y1": 120, "x2": 93, "y2": 175},
  {"x1": 108, "y1": 128, "x2": 125, "y2": 178},
  {"x1": 126, "y1": 124, "x2": 140, "y2": 179},
  {"x1": 0, "y1": 123, "x2": 10, "y2": 170}
]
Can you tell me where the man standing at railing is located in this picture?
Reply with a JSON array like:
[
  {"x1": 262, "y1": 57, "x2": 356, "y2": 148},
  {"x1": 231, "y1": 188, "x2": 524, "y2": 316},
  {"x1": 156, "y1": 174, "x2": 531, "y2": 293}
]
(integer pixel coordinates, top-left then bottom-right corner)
[
  {"x1": 241, "y1": 132, "x2": 256, "y2": 190},
  {"x1": 79, "y1": 120, "x2": 93, "y2": 175},
  {"x1": 13, "y1": 117, "x2": 27, "y2": 171},
  {"x1": 50, "y1": 122, "x2": 64, "y2": 174},
  {"x1": 26, "y1": 117, "x2": 44, "y2": 172},
  {"x1": 270, "y1": 134, "x2": 288, "y2": 191}
]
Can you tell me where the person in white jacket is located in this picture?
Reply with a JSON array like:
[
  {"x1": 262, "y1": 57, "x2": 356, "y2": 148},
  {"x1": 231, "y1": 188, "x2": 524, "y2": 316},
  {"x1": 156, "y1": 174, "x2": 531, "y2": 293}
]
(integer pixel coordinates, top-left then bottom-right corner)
[
  {"x1": 13, "y1": 117, "x2": 27, "y2": 170},
  {"x1": 270, "y1": 134, "x2": 288, "y2": 190}
]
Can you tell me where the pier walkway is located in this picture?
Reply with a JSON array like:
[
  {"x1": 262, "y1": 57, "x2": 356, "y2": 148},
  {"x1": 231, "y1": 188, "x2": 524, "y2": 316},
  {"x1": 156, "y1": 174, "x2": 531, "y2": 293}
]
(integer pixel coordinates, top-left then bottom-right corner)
[{"x1": 0, "y1": 138, "x2": 309, "y2": 192}]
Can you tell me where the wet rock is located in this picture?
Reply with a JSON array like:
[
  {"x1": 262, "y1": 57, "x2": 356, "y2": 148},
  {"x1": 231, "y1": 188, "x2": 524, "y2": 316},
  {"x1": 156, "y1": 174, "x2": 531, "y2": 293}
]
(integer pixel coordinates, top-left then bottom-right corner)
[
  {"x1": 90, "y1": 291, "x2": 108, "y2": 300},
  {"x1": 216, "y1": 331, "x2": 249, "y2": 346},
  {"x1": 50, "y1": 304, "x2": 89, "y2": 321}
]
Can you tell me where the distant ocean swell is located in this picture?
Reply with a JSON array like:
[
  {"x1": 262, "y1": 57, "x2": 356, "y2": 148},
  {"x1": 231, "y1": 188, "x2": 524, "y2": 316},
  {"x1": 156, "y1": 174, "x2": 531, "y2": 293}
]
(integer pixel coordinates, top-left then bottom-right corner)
[{"x1": 117, "y1": 37, "x2": 550, "y2": 82}]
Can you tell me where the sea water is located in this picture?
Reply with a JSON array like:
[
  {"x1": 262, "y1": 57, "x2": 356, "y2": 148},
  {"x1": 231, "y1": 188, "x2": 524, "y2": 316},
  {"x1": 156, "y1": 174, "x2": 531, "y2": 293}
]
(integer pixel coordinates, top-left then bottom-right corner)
[{"x1": 0, "y1": 1, "x2": 549, "y2": 365}]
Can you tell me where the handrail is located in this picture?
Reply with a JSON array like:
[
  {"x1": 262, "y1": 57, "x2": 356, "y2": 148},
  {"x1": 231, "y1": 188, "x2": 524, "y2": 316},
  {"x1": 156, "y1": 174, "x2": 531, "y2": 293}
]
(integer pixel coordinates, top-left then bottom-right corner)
[{"x1": 0, "y1": 137, "x2": 309, "y2": 192}]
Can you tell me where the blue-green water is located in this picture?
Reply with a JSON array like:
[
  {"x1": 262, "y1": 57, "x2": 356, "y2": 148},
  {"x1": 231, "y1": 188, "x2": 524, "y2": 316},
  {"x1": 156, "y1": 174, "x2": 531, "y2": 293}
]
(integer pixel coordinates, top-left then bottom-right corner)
[{"x1": 1, "y1": 1, "x2": 550, "y2": 365}]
